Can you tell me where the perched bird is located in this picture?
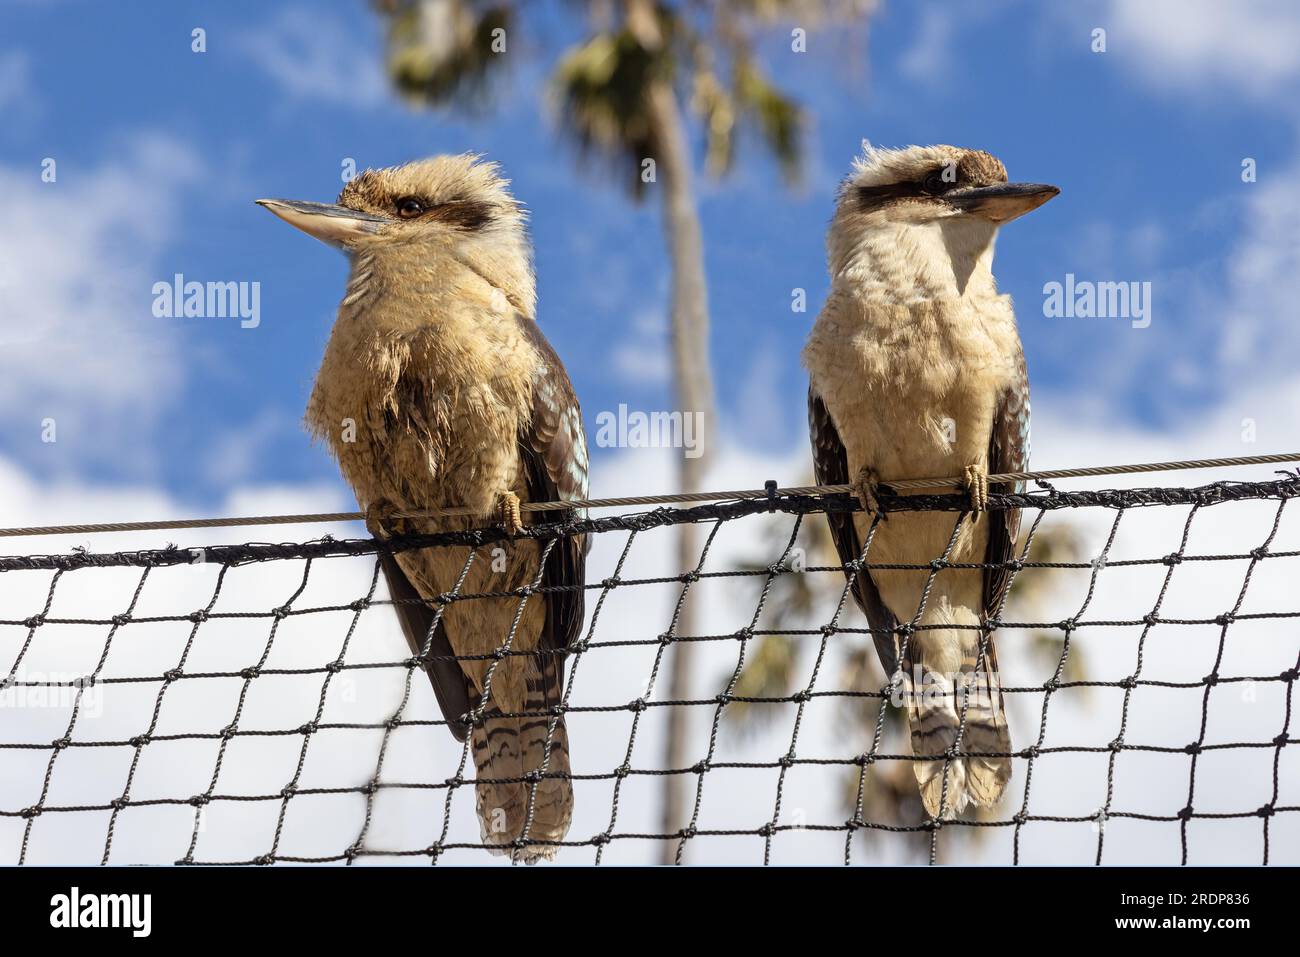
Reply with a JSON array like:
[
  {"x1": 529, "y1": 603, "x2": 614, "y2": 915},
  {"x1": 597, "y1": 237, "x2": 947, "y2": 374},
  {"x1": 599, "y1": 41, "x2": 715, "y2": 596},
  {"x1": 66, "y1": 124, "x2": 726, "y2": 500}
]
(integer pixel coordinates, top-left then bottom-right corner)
[
  {"x1": 258, "y1": 155, "x2": 588, "y2": 862},
  {"x1": 802, "y1": 143, "x2": 1057, "y2": 817}
]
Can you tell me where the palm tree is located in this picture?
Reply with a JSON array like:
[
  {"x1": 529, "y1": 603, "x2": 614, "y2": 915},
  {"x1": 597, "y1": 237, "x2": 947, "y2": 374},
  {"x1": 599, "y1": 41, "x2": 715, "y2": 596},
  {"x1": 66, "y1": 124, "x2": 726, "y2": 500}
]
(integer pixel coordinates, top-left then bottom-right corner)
[{"x1": 370, "y1": 0, "x2": 876, "y2": 862}]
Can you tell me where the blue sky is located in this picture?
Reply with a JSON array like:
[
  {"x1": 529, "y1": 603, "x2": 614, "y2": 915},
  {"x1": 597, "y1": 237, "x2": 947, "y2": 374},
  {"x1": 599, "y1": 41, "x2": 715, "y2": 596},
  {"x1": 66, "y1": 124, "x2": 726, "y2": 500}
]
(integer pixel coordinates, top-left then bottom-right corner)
[{"x1": 4, "y1": 0, "x2": 1300, "y2": 507}]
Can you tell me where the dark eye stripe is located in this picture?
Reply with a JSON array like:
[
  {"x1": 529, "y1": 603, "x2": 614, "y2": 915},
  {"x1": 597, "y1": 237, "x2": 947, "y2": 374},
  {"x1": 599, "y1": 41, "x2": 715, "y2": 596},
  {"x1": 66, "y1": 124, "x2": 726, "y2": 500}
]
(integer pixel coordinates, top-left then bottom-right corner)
[
  {"x1": 855, "y1": 181, "x2": 926, "y2": 211},
  {"x1": 389, "y1": 197, "x2": 495, "y2": 229},
  {"x1": 854, "y1": 168, "x2": 961, "y2": 211},
  {"x1": 428, "y1": 200, "x2": 493, "y2": 230}
]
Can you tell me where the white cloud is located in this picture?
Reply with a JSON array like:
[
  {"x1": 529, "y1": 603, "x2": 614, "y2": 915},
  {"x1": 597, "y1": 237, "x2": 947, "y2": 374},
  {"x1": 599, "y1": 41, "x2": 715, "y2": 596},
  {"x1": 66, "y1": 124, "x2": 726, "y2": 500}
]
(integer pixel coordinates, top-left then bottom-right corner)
[
  {"x1": 200, "y1": 409, "x2": 303, "y2": 488},
  {"x1": 1218, "y1": 162, "x2": 1300, "y2": 367},
  {"x1": 0, "y1": 51, "x2": 34, "y2": 114},
  {"x1": 237, "y1": 7, "x2": 388, "y2": 109},
  {"x1": 898, "y1": 4, "x2": 955, "y2": 84},
  {"x1": 0, "y1": 133, "x2": 204, "y2": 464},
  {"x1": 1069, "y1": 220, "x2": 1167, "y2": 277},
  {"x1": 894, "y1": 0, "x2": 1013, "y2": 91},
  {"x1": 731, "y1": 340, "x2": 793, "y2": 449},
  {"x1": 1060, "y1": 0, "x2": 1300, "y2": 100},
  {"x1": 608, "y1": 308, "x2": 672, "y2": 387},
  {"x1": 1040, "y1": 145, "x2": 1297, "y2": 418},
  {"x1": 1142, "y1": 150, "x2": 1300, "y2": 391}
]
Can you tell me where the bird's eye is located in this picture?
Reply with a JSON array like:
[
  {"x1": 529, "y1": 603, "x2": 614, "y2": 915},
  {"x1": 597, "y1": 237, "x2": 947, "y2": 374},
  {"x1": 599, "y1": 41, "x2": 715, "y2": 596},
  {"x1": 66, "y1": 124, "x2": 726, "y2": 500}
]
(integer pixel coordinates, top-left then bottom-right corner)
[
  {"x1": 396, "y1": 198, "x2": 425, "y2": 219},
  {"x1": 921, "y1": 170, "x2": 955, "y2": 195}
]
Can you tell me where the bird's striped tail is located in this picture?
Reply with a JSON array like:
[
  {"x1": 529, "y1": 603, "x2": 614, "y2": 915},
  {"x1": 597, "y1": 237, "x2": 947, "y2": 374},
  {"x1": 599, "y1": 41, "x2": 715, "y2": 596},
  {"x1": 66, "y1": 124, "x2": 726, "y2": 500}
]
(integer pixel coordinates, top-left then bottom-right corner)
[
  {"x1": 903, "y1": 627, "x2": 1011, "y2": 818},
  {"x1": 471, "y1": 654, "x2": 572, "y2": 864}
]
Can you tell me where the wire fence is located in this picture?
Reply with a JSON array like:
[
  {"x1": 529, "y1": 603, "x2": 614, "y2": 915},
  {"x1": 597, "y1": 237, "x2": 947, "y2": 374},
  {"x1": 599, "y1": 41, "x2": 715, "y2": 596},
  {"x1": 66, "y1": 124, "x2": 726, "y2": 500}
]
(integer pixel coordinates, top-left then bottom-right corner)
[{"x1": 2, "y1": 474, "x2": 1298, "y2": 865}]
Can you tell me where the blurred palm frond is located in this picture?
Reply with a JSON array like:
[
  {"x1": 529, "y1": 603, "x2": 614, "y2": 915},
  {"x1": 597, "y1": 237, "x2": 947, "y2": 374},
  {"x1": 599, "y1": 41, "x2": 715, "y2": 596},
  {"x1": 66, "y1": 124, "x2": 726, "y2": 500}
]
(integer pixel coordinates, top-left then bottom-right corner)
[
  {"x1": 1004, "y1": 523, "x2": 1092, "y2": 699},
  {"x1": 382, "y1": 0, "x2": 513, "y2": 109},
  {"x1": 550, "y1": 23, "x2": 672, "y2": 196}
]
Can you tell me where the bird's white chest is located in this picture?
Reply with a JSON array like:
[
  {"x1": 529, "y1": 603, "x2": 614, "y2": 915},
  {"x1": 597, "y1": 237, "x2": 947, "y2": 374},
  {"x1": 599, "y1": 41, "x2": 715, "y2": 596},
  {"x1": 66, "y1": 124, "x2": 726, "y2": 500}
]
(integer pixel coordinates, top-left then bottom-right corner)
[{"x1": 806, "y1": 294, "x2": 1023, "y2": 484}]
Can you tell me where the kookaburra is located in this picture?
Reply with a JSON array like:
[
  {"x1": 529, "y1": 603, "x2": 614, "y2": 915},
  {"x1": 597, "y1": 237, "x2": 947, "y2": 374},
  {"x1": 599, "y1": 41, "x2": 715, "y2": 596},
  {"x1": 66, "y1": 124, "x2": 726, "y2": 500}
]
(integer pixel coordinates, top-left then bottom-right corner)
[
  {"x1": 258, "y1": 155, "x2": 588, "y2": 862},
  {"x1": 803, "y1": 143, "x2": 1057, "y2": 817}
]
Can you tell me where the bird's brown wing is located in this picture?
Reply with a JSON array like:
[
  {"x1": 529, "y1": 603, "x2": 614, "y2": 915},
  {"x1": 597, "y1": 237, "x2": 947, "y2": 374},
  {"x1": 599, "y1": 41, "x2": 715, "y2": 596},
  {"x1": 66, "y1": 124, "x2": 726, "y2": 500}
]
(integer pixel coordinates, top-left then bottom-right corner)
[
  {"x1": 516, "y1": 316, "x2": 590, "y2": 701},
  {"x1": 983, "y1": 350, "x2": 1031, "y2": 623},
  {"x1": 808, "y1": 388, "x2": 899, "y2": 675},
  {"x1": 380, "y1": 554, "x2": 473, "y2": 741},
  {"x1": 378, "y1": 317, "x2": 588, "y2": 743}
]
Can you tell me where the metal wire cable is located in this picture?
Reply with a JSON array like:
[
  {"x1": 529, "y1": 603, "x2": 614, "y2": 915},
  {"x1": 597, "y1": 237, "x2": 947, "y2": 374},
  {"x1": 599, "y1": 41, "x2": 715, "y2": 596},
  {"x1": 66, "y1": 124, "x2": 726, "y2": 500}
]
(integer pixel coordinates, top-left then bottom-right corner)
[{"x1": 2, "y1": 450, "x2": 1298, "y2": 539}]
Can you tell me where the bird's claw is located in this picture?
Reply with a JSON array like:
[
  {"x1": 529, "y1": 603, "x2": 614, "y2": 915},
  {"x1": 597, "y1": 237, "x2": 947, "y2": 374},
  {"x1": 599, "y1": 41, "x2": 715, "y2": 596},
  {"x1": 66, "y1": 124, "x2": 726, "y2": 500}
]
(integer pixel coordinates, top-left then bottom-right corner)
[
  {"x1": 963, "y1": 464, "x2": 989, "y2": 513},
  {"x1": 853, "y1": 466, "x2": 884, "y2": 516},
  {"x1": 364, "y1": 499, "x2": 405, "y2": 541},
  {"x1": 497, "y1": 490, "x2": 523, "y2": 536}
]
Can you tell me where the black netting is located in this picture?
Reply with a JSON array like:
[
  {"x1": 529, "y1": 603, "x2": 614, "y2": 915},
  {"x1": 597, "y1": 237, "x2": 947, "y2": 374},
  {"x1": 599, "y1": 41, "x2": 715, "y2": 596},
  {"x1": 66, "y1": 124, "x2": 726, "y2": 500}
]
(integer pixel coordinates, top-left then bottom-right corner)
[{"x1": 2, "y1": 477, "x2": 1298, "y2": 865}]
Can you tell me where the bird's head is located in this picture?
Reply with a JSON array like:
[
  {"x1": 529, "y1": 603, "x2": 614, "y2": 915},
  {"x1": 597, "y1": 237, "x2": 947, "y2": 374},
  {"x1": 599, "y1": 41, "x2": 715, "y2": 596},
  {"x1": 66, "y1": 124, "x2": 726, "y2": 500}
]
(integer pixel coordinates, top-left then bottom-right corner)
[
  {"x1": 828, "y1": 143, "x2": 1058, "y2": 296},
  {"x1": 258, "y1": 154, "x2": 535, "y2": 316}
]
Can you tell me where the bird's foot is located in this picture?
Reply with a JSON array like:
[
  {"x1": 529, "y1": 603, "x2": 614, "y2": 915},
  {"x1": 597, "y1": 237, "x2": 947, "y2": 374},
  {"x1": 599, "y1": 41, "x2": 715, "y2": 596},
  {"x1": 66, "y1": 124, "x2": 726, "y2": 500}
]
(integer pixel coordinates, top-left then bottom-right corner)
[
  {"x1": 853, "y1": 466, "x2": 885, "y2": 516},
  {"x1": 364, "y1": 498, "x2": 406, "y2": 541},
  {"x1": 962, "y1": 464, "x2": 989, "y2": 513},
  {"x1": 497, "y1": 490, "x2": 523, "y2": 536}
]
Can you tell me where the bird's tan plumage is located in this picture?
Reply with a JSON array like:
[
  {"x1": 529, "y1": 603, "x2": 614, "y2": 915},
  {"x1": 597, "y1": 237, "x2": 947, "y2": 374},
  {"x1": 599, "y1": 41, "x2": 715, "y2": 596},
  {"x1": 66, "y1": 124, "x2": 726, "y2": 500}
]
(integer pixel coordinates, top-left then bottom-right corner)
[
  {"x1": 805, "y1": 143, "x2": 1051, "y2": 817},
  {"x1": 270, "y1": 155, "x2": 586, "y2": 861}
]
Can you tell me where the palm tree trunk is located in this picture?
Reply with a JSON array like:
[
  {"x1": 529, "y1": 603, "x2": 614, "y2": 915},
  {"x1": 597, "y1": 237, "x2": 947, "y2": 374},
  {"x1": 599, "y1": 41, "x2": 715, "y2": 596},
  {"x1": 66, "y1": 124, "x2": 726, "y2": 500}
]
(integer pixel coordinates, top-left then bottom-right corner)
[
  {"x1": 626, "y1": 0, "x2": 715, "y2": 865},
  {"x1": 646, "y1": 78, "x2": 714, "y2": 867}
]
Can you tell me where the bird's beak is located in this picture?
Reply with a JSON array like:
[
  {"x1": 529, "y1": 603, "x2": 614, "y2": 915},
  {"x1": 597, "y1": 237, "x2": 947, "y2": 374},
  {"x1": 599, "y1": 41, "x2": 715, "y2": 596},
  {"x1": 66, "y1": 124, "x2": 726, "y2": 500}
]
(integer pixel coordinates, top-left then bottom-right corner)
[
  {"x1": 946, "y1": 182, "x2": 1060, "y2": 225},
  {"x1": 255, "y1": 199, "x2": 389, "y2": 248}
]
